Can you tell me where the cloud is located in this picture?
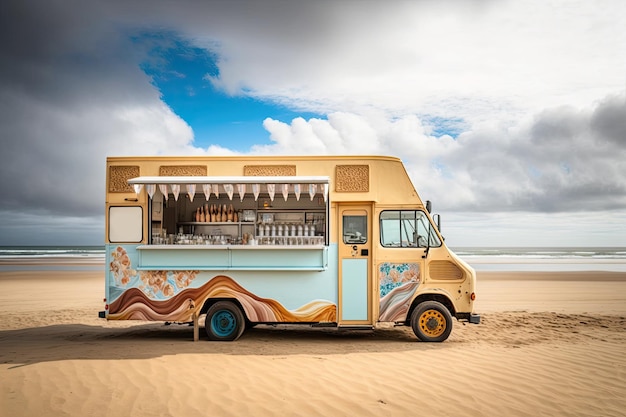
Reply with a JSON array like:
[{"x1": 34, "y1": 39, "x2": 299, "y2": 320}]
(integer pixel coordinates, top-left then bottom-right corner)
[
  {"x1": 0, "y1": 211, "x2": 104, "y2": 246},
  {"x1": 179, "y1": 0, "x2": 626, "y2": 123},
  {"x1": 590, "y1": 94, "x2": 626, "y2": 146},
  {"x1": 443, "y1": 210, "x2": 626, "y2": 247},
  {"x1": 257, "y1": 93, "x2": 626, "y2": 213},
  {"x1": 0, "y1": 50, "x2": 196, "y2": 215},
  {"x1": 0, "y1": 1, "x2": 201, "y2": 244}
]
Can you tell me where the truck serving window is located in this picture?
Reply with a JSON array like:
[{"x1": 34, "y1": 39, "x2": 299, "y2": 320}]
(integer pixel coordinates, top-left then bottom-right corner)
[{"x1": 380, "y1": 210, "x2": 441, "y2": 248}]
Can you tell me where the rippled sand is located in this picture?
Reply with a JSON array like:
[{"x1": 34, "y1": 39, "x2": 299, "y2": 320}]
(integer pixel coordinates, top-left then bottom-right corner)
[{"x1": 1, "y1": 267, "x2": 625, "y2": 417}]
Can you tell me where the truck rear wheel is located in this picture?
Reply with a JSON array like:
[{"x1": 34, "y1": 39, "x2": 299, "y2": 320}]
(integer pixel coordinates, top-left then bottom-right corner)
[
  {"x1": 410, "y1": 301, "x2": 453, "y2": 342},
  {"x1": 205, "y1": 301, "x2": 245, "y2": 341}
]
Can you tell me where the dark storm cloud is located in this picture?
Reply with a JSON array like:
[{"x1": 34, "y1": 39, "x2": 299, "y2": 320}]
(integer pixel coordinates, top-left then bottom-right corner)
[
  {"x1": 590, "y1": 94, "x2": 626, "y2": 146},
  {"x1": 0, "y1": 1, "x2": 197, "y2": 244},
  {"x1": 447, "y1": 95, "x2": 626, "y2": 213}
]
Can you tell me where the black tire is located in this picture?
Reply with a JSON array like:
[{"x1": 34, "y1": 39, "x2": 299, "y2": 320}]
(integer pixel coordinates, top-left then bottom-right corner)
[
  {"x1": 410, "y1": 301, "x2": 453, "y2": 342},
  {"x1": 205, "y1": 301, "x2": 245, "y2": 341}
]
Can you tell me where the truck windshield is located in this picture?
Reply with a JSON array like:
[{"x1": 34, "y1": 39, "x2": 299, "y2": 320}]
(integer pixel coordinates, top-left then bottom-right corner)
[{"x1": 380, "y1": 210, "x2": 441, "y2": 248}]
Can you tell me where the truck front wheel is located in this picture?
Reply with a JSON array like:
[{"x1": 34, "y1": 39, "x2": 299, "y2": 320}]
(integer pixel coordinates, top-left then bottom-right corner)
[
  {"x1": 410, "y1": 301, "x2": 453, "y2": 342},
  {"x1": 205, "y1": 301, "x2": 245, "y2": 341}
]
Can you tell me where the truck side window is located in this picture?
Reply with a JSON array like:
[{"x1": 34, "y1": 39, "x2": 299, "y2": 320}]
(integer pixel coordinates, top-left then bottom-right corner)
[
  {"x1": 380, "y1": 211, "x2": 402, "y2": 246},
  {"x1": 380, "y1": 210, "x2": 441, "y2": 248},
  {"x1": 343, "y1": 215, "x2": 367, "y2": 244},
  {"x1": 109, "y1": 206, "x2": 143, "y2": 243}
]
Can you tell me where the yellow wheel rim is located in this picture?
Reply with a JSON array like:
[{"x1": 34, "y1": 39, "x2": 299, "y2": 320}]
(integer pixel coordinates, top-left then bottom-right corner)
[{"x1": 419, "y1": 309, "x2": 446, "y2": 338}]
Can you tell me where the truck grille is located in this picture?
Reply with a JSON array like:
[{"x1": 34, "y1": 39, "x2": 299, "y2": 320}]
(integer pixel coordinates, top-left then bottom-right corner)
[{"x1": 429, "y1": 261, "x2": 464, "y2": 280}]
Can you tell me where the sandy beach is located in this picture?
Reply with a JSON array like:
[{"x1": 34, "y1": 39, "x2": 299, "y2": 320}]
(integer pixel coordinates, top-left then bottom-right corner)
[{"x1": 1, "y1": 265, "x2": 625, "y2": 417}]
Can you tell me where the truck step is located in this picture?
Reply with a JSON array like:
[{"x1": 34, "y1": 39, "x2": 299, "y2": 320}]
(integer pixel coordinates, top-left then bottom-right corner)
[
  {"x1": 337, "y1": 325, "x2": 374, "y2": 331},
  {"x1": 311, "y1": 322, "x2": 337, "y2": 328}
]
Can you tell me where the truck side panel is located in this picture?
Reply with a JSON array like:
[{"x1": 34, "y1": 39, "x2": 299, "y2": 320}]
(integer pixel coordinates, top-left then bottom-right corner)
[{"x1": 106, "y1": 243, "x2": 339, "y2": 323}]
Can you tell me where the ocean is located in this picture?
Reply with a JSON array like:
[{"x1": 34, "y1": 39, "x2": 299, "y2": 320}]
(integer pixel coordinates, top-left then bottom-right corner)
[
  {"x1": 453, "y1": 247, "x2": 626, "y2": 272},
  {"x1": 0, "y1": 246, "x2": 625, "y2": 272},
  {"x1": 0, "y1": 246, "x2": 105, "y2": 271}
]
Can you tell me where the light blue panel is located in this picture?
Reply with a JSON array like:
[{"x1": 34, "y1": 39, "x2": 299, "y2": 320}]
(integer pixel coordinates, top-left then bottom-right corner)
[
  {"x1": 140, "y1": 248, "x2": 230, "y2": 268},
  {"x1": 341, "y1": 259, "x2": 368, "y2": 320},
  {"x1": 223, "y1": 244, "x2": 339, "y2": 310}
]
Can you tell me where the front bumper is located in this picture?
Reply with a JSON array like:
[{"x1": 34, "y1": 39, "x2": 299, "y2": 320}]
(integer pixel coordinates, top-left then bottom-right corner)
[
  {"x1": 469, "y1": 313, "x2": 481, "y2": 324},
  {"x1": 456, "y1": 312, "x2": 481, "y2": 324}
]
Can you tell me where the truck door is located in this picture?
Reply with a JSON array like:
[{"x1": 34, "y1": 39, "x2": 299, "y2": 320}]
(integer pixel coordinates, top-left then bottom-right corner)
[{"x1": 338, "y1": 205, "x2": 372, "y2": 325}]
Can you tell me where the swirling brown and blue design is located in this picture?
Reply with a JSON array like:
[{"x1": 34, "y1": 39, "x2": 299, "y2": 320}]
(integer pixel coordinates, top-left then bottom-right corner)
[
  {"x1": 378, "y1": 263, "x2": 420, "y2": 322},
  {"x1": 109, "y1": 275, "x2": 337, "y2": 323}
]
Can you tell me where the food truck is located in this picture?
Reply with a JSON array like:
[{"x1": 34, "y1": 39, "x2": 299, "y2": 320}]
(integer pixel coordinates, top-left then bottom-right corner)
[{"x1": 101, "y1": 155, "x2": 480, "y2": 342}]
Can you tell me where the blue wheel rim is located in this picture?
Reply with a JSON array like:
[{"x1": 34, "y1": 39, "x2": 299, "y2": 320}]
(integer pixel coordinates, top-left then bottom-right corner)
[{"x1": 211, "y1": 310, "x2": 237, "y2": 337}]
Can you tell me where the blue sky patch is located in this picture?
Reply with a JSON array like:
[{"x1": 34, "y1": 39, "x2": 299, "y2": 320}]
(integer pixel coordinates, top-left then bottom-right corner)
[
  {"x1": 134, "y1": 31, "x2": 323, "y2": 151},
  {"x1": 423, "y1": 116, "x2": 466, "y2": 139}
]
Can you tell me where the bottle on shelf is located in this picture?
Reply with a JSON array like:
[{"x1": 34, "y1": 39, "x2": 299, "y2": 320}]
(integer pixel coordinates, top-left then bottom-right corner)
[{"x1": 227, "y1": 204, "x2": 234, "y2": 222}]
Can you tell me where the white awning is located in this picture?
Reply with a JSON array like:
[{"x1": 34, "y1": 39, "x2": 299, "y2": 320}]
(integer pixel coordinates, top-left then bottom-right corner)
[{"x1": 128, "y1": 176, "x2": 330, "y2": 202}]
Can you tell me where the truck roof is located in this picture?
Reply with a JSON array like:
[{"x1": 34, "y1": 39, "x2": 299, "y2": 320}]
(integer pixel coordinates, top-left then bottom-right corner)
[{"x1": 106, "y1": 155, "x2": 422, "y2": 205}]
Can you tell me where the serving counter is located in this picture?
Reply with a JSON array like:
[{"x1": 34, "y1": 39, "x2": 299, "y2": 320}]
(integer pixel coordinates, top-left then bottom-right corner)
[{"x1": 136, "y1": 244, "x2": 328, "y2": 271}]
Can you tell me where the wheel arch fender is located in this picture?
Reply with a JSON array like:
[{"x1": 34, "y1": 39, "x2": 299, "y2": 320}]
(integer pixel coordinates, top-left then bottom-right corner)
[
  {"x1": 200, "y1": 297, "x2": 249, "y2": 322},
  {"x1": 405, "y1": 291, "x2": 456, "y2": 325}
]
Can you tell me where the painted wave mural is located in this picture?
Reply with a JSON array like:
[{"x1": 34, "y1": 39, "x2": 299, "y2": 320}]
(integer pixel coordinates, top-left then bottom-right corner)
[
  {"x1": 378, "y1": 263, "x2": 420, "y2": 322},
  {"x1": 108, "y1": 275, "x2": 337, "y2": 323}
]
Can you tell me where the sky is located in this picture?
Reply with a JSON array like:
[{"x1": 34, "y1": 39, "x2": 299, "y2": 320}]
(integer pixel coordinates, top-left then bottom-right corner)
[{"x1": 0, "y1": 0, "x2": 625, "y2": 247}]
